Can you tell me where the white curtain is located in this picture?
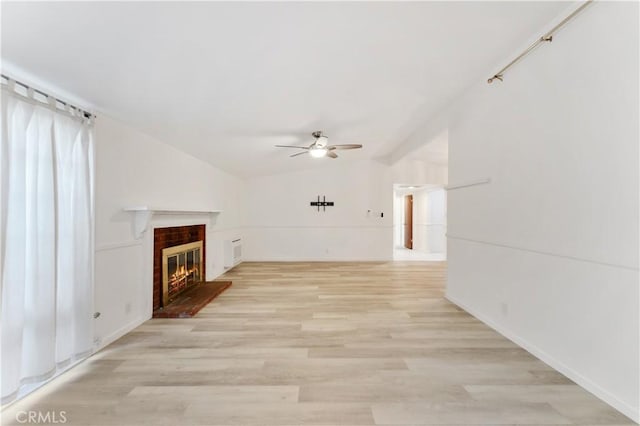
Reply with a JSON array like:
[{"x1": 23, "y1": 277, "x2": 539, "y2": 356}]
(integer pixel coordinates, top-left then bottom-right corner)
[{"x1": 0, "y1": 82, "x2": 94, "y2": 404}]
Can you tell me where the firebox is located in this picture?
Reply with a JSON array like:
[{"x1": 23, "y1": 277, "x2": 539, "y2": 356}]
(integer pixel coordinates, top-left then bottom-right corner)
[{"x1": 161, "y1": 240, "x2": 203, "y2": 306}]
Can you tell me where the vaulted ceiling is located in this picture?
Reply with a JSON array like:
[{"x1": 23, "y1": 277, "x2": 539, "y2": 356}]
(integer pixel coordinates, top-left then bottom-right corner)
[{"x1": 2, "y1": 1, "x2": 569, "y2": 177}]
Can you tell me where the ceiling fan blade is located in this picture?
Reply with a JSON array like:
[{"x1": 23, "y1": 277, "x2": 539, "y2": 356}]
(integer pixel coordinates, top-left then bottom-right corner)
[
  {"x1": 327, "y1": 144, "x2": 362, "y2": 150},
  {"x1": 327, "y1": 151, "x2": 338, "y2": 159},
  {"x1": 276, "y1": 145, "x2": 310, "y2": 149},
  {"x1": 290, "y1": 151, "x2": 308, "y2": 158}
]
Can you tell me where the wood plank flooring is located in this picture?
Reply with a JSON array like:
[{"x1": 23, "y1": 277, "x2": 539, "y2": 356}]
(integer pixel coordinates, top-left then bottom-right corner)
[{"x1": 1, "y1": 261, "x2": 634, "y2": 425}]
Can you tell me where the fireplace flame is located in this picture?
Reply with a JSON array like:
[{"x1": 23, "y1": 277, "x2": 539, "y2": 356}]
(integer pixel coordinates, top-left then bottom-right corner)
[
  {"x1": 162, "y1": 240, "x2": 204, "y2": 306},
  {"x1": 168, "y1": 263, "x2": 201, "y2": 297}
]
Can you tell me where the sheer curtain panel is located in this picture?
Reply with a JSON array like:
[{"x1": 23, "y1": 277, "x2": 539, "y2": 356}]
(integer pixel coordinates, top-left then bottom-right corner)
[{"x1": 1, "y1": 81, "x2": 94, "y2": 404}]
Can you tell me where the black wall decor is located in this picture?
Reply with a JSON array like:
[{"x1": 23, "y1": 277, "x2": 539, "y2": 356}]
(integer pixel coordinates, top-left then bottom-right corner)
[{"x1": 310, "y1": 195, "x2": 334, "y2": 212}]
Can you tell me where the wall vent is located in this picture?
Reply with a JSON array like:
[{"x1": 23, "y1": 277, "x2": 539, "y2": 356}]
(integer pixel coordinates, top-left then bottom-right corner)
[{"x1": 224, "y1": 238, "x2": 242, "y2": 269}]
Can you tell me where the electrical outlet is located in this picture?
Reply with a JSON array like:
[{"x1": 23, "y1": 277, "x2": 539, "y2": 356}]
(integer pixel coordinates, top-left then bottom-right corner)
[{"x1": 125, "y1": 302, "x2": 132, "y2": 314}]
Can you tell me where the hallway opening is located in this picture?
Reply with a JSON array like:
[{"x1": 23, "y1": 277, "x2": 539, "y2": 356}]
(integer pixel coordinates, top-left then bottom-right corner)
[{"x1": 392, "y1": 184, "x2": 447, "y2": 261}]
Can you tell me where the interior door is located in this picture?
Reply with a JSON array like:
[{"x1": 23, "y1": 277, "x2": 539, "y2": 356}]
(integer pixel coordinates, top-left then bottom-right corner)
[{"x1": 404, "y1": 195, "x2": 413, "y2": 249}]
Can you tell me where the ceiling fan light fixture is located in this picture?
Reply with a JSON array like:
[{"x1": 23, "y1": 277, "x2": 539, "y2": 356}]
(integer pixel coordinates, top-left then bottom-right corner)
[
  {"x1": 316, "y1": 135, "x2": 329, "y2": 147},
  {"x1": 309, "y1": 147, "x2": 328, "y2": 158},
  {"x1": 276, "y1": 130, "x2": 362, "y2": 159}
]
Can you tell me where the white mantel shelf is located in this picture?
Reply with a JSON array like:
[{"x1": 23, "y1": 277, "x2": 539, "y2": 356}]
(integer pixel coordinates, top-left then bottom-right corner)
[{"x1": 123, "y1": 206, "x2": 222, "y2": 239}]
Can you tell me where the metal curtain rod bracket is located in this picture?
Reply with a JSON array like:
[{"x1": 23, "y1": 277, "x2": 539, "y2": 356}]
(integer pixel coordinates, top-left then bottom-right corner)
[
  {"x1": 0, "y1": 73, "x2": 95, "y2": 119},
  {"x1": 487, "y1": 0, "x2": 592, "y2": 84}
]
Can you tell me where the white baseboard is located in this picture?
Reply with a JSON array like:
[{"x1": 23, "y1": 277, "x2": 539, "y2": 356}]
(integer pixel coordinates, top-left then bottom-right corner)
[
  {"x1": 95, "y1": 316, "x2": 148, "y2": 352},
  {"x1": 446, "y1": 292, "x2": 640, "y2": 424},
  {"x1": 242, "y1": 257, "x2": 392, "y2": 262}
]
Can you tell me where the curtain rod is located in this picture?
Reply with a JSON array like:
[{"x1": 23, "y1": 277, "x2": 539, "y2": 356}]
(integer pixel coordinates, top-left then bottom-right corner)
[
  {"x1": 1, "y1": 73, "x2": 95, "y2": 119},
  {"x1": 488, "y1": 0, "x2": 593, "y2": 84}
]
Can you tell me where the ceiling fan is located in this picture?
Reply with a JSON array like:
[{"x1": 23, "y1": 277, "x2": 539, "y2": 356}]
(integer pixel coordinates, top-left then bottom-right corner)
[{"x1": 275, "y1": 131, "x2": 363, "y2": 159}]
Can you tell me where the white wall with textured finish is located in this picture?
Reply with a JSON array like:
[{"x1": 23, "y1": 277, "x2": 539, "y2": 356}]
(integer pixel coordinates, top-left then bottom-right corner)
[
  {"x1": 444, "y1": 2, "x2": 638, "y2": 421},
  {"x1": 244, "y1": 160, "x2": 393, "y2": 261},
  {"x1": 94, "y1": 115, "x2": 245, "y2": 348}
]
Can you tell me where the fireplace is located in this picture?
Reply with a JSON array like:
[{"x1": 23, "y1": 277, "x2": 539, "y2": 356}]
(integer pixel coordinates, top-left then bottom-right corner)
[
  {"x1": 162, "y1": 240, "x2": 203, "y2": 306},
  {"x1": 153, "y1": 225, "x2": 206, "y2": 311}
]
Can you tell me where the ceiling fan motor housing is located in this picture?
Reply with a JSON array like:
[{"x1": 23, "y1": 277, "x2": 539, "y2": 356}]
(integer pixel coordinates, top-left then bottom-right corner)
[{"x1": 312, "y1": 131, "x2": 329, "y2": 148}]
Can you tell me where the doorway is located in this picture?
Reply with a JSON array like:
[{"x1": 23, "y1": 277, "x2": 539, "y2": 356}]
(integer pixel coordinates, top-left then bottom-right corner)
[
  {"x1": 393, "y1": 184, "x2": 447, "y2": 261},
  {"x1": 404, "y1": 195, "x2": 413, "y2": 249}
]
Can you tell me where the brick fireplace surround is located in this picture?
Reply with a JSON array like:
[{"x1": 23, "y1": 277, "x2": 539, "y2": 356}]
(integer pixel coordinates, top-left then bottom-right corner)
[{"x1": 153, "y1": 224, "x2": 206, "y2": 311}]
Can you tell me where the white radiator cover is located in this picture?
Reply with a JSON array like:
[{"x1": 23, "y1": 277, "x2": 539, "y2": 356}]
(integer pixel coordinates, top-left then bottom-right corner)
[{"x1": 223, "y1": 238, "x2": 242, "y2": 269}]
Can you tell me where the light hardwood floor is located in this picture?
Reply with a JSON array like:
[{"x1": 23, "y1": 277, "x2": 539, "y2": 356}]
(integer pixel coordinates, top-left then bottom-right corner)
[{"x1": 1, "y1": 262, "x2": 634, "y2": 425}]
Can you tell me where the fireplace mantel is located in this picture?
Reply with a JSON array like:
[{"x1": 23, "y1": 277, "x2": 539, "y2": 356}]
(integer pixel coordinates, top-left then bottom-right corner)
[{"x1": 124, "y1": 206, "x2": 222, "y2": 239}]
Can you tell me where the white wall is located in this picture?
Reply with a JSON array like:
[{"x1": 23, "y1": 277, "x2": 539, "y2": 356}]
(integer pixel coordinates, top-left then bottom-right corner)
[
  {"x1": 443, "y1": 2, "x2": 638, "y2": 421},
  {"x1": 393, "y1": 192, "x2": 405, "y2": 248},
  {"x1": 243, "y1": 160, "x2": 393, "y2": 261},
  {"x1": 390, "y1": 158, "x2": 448, "y2": 186},
  {"x1": 94, "y1": 114, "x2": 245, "y2": 348},
  {"x1": 424, "y1": 188, "x2": 447, "y2": 254}
]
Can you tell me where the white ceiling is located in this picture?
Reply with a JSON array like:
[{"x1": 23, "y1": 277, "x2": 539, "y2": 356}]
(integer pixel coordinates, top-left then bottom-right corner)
[
  {"x1": 2, "y1": 1, "x2": 569, "y2": 177},
  {"x1": 406, "y1": 130, "x2": 449, "y2": 166}
]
